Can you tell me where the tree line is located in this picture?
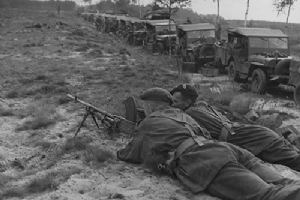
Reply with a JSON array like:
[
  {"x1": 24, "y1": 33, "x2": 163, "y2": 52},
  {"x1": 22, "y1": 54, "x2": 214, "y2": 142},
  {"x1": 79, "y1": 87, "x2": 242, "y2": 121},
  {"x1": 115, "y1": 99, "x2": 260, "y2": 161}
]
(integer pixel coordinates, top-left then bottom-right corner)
[
  {"x1": 92, "y1": 0, "x2": 297, "y2": 27},
  {"x1": 0, "y1": 0, "x2": 76, "y2": 10}
]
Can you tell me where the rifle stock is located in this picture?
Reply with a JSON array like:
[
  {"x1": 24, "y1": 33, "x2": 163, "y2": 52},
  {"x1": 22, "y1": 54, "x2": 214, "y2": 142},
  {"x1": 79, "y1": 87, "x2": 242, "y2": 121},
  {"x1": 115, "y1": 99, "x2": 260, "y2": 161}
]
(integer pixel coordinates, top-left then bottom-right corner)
[{"x1": 67, "y1": 94, "x2": 136, "y2": 136}]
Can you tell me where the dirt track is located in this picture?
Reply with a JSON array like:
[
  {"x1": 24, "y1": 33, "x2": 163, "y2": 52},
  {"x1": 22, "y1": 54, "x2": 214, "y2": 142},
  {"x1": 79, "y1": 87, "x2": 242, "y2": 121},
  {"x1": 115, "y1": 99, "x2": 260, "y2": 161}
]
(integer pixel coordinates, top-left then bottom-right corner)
[{"x1": 1, "y1": 8, "x2": 300, "y2": 200}]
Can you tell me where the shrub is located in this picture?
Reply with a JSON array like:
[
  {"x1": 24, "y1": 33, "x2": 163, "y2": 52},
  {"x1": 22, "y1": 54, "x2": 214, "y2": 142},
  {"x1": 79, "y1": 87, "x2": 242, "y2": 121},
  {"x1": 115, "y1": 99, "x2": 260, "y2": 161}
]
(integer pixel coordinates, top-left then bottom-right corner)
[
  {"x1": 83, "y1": 145, "x2": 114, "y2": 163},
  {"x1": 0, "y1": 105, "x2": 14, "y2": 116},
  {"x1": 62, "y1": 136, "x2": 93, "y2": 153},
  {"x1": 5, "y1": 90, "x2": 19, "y2": 99},
  {"x1": 16, "y1": 103, "x2": 60, "y2": 131}
]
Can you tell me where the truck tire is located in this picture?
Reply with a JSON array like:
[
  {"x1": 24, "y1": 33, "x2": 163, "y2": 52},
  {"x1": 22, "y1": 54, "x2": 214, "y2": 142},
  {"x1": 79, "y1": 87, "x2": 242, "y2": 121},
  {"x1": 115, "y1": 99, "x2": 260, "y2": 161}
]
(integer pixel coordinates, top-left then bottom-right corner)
[
  {"x1": 228, "y1": 61, "x2": 239, "y2": 81},
  {"x1": 294, "y1": 83, "x2": 300, "y2": 105},
  {"x1": 251, "y1": 68, "x2": 267, "y2": 94}
]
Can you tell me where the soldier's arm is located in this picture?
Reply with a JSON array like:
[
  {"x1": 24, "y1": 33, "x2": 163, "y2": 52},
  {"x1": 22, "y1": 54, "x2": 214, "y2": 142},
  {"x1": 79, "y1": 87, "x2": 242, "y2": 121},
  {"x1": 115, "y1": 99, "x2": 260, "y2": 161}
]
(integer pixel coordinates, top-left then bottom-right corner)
[{"x1": 117, "y1": 132, "x2": 144, "y2": 164}]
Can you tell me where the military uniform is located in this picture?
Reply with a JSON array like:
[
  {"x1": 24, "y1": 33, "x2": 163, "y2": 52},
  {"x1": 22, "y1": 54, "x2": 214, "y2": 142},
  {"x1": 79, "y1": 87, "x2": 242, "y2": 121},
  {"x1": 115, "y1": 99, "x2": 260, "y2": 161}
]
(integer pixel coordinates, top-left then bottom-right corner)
[
  {"x1": 186, "y1": 104, "x2": 300, "y2": 171},
  {"x1": 169, "y1": 84, "x2": 300, "y2": 171},
  {"x1": 118, "y1": 107, "x2": 300, "y2": 200}
]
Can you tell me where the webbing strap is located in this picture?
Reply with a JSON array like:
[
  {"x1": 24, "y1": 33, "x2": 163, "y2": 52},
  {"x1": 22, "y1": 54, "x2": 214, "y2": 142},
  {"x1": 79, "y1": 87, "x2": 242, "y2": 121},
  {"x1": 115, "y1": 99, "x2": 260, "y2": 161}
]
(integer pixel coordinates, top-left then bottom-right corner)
[
  {"x1": 205, "y1": 104, "x2": 236, "y2": 136},
  {"x1": 184, "y1": 124, "x2": 205, "y2": 147},
  {"x1": 175, "y1": 137, "x2": 195, "y2": 158}
]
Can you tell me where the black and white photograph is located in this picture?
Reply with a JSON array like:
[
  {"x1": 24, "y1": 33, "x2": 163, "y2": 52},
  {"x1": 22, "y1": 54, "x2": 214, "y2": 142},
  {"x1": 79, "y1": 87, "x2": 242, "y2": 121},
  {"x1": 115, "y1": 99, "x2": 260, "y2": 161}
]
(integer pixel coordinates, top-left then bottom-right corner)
[{"x1": 0, "y1": 0, "x2": 300, "y2": 199}]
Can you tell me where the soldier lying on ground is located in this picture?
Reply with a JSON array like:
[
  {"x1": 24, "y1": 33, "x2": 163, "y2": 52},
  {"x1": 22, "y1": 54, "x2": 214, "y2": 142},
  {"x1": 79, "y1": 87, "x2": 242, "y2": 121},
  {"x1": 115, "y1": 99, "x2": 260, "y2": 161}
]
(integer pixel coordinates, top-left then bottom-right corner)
[
  {"x1": 171, "y1": 84, "x2": 300, "y2": 171},
  {"x1": 118, "y1": 87, "x2": 300, "y2": 200},
  {"x1": 123, "y1": 85, "x2": 300, "y2": 172}
]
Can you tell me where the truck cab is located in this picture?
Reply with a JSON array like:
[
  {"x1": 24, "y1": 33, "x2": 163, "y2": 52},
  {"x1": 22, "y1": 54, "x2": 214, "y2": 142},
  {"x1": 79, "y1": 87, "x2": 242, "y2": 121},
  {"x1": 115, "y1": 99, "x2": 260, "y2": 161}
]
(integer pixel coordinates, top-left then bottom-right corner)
[
  {"x1": 145, "y1": 20, "x2": 177, "y2": 54},
  {"x1": 177, "y1": 23, "x2": 216, "y2": 72}
]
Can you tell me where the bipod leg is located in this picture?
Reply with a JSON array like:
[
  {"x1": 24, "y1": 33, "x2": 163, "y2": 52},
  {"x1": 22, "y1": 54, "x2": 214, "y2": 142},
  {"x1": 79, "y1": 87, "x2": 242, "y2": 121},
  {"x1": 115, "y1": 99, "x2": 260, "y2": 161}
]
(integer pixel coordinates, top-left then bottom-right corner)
[
  {"x1": 91, "y1": 112, "x2": 100, "y2": 129},
  {"x1": 74, "y1": 111, "x2": 90, "y2": 137}
]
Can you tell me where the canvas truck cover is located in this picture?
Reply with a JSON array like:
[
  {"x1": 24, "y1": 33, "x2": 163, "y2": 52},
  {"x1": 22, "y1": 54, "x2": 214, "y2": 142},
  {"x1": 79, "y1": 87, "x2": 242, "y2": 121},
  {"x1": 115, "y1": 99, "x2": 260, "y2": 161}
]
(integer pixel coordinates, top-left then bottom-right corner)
[
  {"x1": 178, "y1": 23, "x2": 216, "y2": 32},
  {"x1": 146, "y1": 19, "x2": 175, "y2": 26},
  {"x1": 228, "y1": 27, "x2": 288, "y2": 38}
]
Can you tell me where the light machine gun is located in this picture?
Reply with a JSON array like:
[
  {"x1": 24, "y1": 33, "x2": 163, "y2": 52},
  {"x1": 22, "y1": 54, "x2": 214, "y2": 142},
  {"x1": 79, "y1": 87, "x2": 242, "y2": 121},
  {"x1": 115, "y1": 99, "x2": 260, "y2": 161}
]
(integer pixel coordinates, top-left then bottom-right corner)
[{"x1": 67, "y1": 94, "x2": 136, "y2": 137}]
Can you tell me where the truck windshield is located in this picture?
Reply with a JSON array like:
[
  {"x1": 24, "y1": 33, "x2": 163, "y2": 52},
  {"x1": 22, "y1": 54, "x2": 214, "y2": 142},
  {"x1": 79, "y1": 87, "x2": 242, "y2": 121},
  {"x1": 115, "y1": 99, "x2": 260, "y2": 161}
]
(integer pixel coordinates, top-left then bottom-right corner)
[
  {"x1": 187, "y1": 30, "x2": 215, "y2": 39},
  {"x1": 249, "y1": 37, "x2": 288, "y2": 49}
]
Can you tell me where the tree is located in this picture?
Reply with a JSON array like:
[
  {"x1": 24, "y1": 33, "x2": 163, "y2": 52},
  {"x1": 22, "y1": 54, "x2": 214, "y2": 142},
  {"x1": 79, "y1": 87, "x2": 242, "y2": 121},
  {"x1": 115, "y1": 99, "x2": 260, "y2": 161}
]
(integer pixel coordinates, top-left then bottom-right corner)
[
  {"x1": 115, "y1": 0, "x2": 130, "y2": 13},
  {"x1": 212, "y1": 0, "x2": 220, "y2": 25},
  {"x1": 244, "y1": 0, "x2": 250, "y2": 27},
  {"x1": 153, "y1": 0, "x2": 191, "y2": 18},
  {"x1": 212, "y1": 0, "x2": 221, "y2": 39},
  {"x1": 82, "y1": 0, "x2": 92, "y2": 5},
  {"x1": 274, "y1": 0, "x2": 297, "y2": 25},
  {"x1": 154, "y1": 0, "x2": 191, "y2": 8}
]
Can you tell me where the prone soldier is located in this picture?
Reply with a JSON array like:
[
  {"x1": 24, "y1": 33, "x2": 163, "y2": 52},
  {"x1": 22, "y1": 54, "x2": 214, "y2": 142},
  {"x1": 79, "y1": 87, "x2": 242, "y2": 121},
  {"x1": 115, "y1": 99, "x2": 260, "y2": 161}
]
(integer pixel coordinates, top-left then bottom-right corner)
[
  {"x1": 119, "y1": 87, "x2": 300, "y2": 200},
  {"x1": 171, "y1": 84, "x2": 300, "y2": 171}
]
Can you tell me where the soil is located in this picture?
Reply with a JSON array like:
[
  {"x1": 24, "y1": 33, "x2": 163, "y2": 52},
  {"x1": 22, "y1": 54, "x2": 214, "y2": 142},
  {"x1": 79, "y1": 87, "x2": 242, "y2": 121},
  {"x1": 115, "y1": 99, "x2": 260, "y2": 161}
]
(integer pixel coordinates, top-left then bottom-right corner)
[{"x1": 0, "y1": 8, "x2": 300, "y2": 200}]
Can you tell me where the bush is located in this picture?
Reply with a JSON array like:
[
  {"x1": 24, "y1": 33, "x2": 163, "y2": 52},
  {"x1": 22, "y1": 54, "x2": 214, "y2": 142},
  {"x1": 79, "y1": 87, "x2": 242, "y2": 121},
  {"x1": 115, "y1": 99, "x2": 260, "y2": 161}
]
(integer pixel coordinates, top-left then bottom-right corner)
[
  {"x1": 0, "y1": 105, "x2": 14, "y2": 116},
  {"x1": 62, "y1": 136, "x2": 93, "y2": 153},
  {"x1": 0, "y1": 174, "x2": 13, "y2": 187},
  {"x1": 83, "y1": 145, "x2": 114, "y2": 163},
  {"x1": 16, "y1": 103, "x2": 60, "y2": 131},
  {"x1": 0, "y1": 168, "x2": 82, "y2": 199},
  {"x1": 5, "y1": 90, "x2": 19, "y2": 99}
]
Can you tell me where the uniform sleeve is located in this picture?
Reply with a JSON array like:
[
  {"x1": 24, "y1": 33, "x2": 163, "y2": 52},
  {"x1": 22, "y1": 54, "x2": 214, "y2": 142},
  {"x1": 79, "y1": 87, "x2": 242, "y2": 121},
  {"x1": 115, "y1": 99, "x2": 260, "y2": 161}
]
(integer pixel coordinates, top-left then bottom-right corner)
[{"x1": 117, "y1": 133, "x2": 144, "y2": 164}]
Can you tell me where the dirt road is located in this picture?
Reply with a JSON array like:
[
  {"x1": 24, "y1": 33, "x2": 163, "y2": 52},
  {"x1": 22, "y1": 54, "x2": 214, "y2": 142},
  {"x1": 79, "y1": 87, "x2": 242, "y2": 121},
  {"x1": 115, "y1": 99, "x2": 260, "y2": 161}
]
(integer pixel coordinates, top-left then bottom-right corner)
[{"x1": 0, "y1": 8, "x2": 300, "y2": 200}]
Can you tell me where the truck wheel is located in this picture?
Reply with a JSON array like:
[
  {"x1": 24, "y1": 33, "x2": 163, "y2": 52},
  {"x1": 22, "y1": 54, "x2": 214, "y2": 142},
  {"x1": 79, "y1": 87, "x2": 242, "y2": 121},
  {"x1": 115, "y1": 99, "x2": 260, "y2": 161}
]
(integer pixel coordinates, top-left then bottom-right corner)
[
  {"x1": 251, "y1": 68, "x2": 267, "y2": 94},
  {"x1": 294, "y1": 83, "x2": 300, "y2": 105},
  {"x1": 228, "y1": 61, "x2": 239, "y2": 81}
]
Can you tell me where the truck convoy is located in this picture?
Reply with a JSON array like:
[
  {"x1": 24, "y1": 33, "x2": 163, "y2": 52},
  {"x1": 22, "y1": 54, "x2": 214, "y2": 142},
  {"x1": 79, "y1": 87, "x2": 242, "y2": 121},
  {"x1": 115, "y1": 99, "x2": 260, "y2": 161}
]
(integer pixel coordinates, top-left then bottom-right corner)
[{"x1": 81, "y1": 12, "x2": 300, "y2": 104}]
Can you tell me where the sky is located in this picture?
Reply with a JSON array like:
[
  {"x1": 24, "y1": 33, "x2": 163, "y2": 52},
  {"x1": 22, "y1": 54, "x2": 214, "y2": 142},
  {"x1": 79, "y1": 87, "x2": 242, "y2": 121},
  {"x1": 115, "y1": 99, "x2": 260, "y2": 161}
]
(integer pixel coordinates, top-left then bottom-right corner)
[{"x1": 75, "y1": 0, "x2": 300, "y2": 23}]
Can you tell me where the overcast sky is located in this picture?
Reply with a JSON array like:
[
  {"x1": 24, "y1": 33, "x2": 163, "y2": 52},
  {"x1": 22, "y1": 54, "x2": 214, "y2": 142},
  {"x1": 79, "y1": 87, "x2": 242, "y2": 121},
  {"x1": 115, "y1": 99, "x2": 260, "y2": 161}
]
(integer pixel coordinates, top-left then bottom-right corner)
[{"x1": 77, "y1": 0, "x2": 300, "y2": 23}]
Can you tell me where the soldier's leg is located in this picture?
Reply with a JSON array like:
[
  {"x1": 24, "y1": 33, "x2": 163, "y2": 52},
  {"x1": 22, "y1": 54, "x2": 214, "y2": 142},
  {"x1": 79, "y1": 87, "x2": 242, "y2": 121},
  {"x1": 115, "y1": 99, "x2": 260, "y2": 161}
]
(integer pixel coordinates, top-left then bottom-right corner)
[
  {"x1": 231, "y1": 125, "x2": 300, "y2": 171},
  {"x1": 257, "y1": 137, "x2": 300, "y2": 171},
  {"x1": 206, "y1": 162, "x2": 300, "y2": 200},
  {"x1": 225, "y1": 142, "x2": 286, "y2": 184}
]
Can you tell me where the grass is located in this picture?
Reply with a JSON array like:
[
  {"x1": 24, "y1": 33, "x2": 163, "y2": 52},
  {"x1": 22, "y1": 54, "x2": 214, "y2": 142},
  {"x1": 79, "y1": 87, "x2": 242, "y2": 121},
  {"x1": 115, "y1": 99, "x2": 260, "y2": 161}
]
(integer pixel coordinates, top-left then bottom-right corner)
[
  {"x1": 194, "y1": 83, "x2": 241, "y2": 107},
  {"x1": 0, "y1": 174, "x2": 13, "y2": 187},
  {"x1": 16, "y1": 102, "x2": 61, "y2": 131},
  {"x1": 229, "y1": 93, "x2": 255, "y2": 115},
  {"x1": 83, "y1": 145, "x2": 114, "y2": 164},
  {"x1": 0, "y1": 167, "x2": 82, "y2": 199},
  {"x1": 60, "y1": 137, "x2": 114, "y2": 165},
  {"x1": 0, "y1": 104, "x2": 14, "y2": 116},
  {"x1": 62, "y1": 136, "x2": 93, "y2": 153}
]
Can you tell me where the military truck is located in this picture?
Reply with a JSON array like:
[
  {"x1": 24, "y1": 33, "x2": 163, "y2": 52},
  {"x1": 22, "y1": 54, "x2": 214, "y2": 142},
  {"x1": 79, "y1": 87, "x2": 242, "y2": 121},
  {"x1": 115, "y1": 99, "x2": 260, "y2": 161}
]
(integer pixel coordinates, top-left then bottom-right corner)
[
  {"x1": 126, "y1": 18, "x2": 146, "y2": 46},
  {"x1": 215, "y1": 27, "x2": 300, "y2": 103},
  {"x1": 145, "y1": 20, "x2": 177, "y2": 54},
  {"x1": 177, "y1": 23, "x2": 216, "y2": 72}
]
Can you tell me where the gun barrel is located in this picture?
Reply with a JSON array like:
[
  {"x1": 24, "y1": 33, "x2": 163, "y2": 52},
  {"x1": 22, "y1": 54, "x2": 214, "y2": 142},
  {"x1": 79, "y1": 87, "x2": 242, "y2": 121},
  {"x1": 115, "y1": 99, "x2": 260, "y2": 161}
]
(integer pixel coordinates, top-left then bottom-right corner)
[{"x1": 67, "y1": 94, "x2": 114, "y2": 119}]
